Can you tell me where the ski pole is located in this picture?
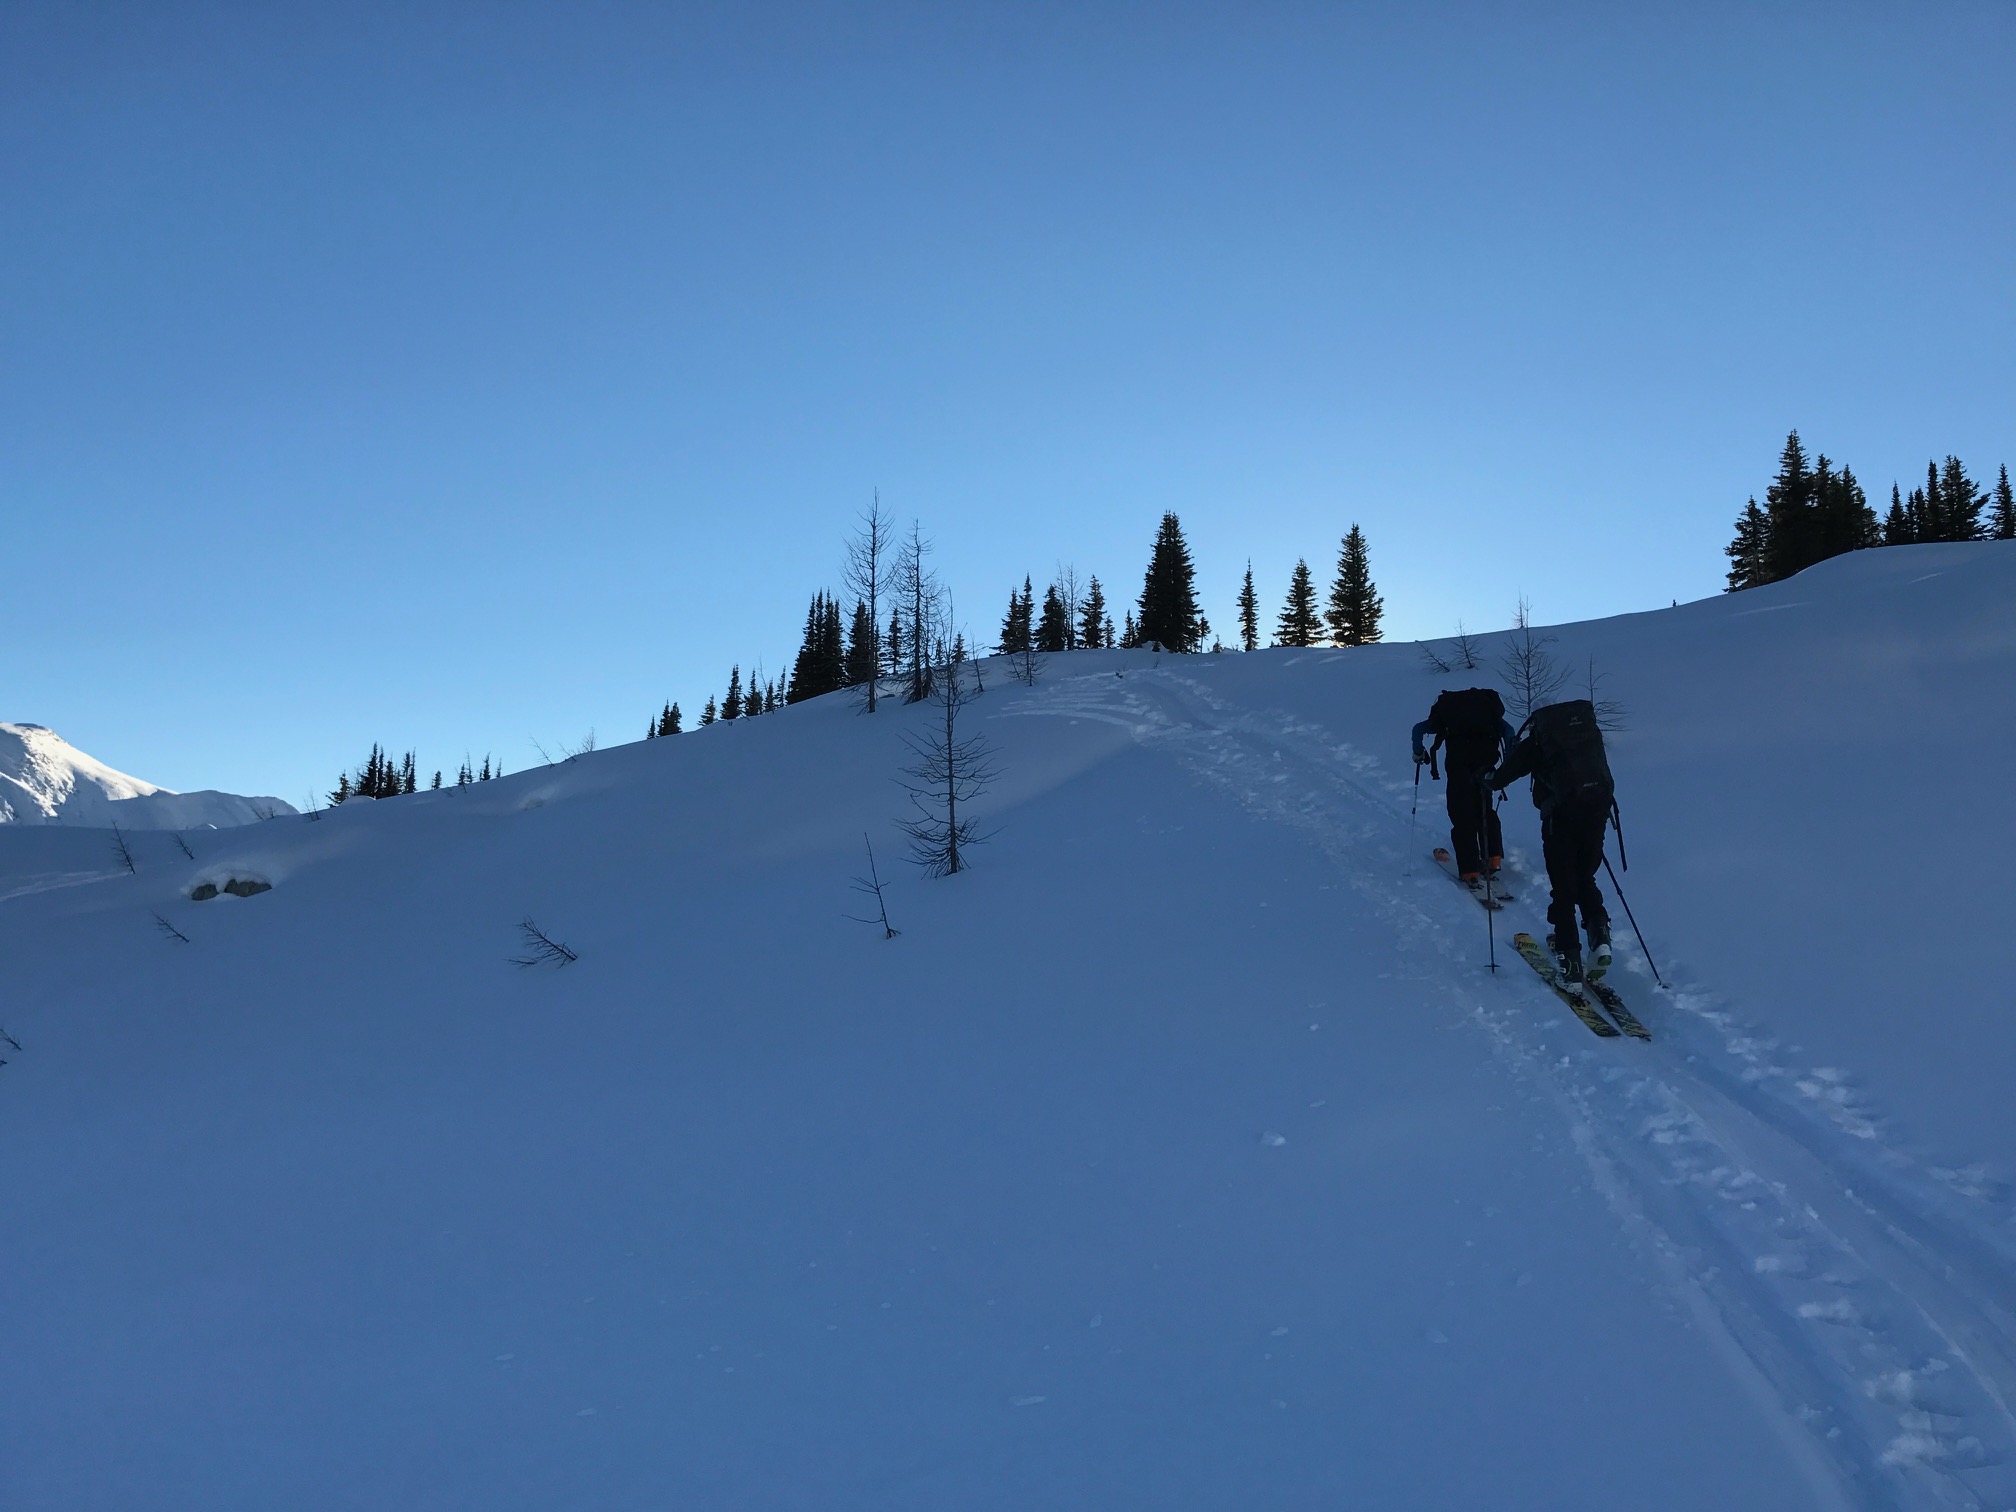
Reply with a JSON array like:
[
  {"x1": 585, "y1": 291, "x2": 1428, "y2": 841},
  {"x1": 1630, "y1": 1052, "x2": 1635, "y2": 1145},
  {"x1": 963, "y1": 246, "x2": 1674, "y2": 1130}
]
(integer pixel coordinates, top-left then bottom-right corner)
[
  {"x1": 1478, "y1": 778, "x2": 1498, "y2": 974},
  {"x1": 1408, "y1": 759, "x2": 1422, "y2": 873},
  {"x1": 1602, "y1": 856, "x2": 1664, "y2": 989}
]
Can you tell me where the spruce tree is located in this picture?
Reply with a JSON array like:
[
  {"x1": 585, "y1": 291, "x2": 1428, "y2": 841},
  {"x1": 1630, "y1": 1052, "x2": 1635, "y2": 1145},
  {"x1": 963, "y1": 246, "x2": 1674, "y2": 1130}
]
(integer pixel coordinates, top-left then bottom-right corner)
[
  {"x1": 885, "y1": 608, "x2": 903, "y2": 680},
  {"x1": 998, "y1": 583, "x2": 1030, "y2": 655},
  {"x1": 1275, "y1": 559, "x2": 1322, "y2": 647},
  {"x1": 723, "y1": 667, "x2": 743, "y2": 721},
  {"x1": 1326, "y1": 525, "x2": 1383, "y2": 646},
  {"x1": 1136, "y1": 512, "x2": 1202, "y2": 651},
  {"x1": 1936, "y1": 456, "x2": 1986, "y2": 541},
  {"x1": 431, "y1": 771, "x2": 442, "y2": 790},
  {"x1": 1880, "y1": 484, "x2": 1914, "y2": 546},
  {"x1": 1761, "y1": 431, "x2": 1816, "y2": 583},
  {"x1": 1992, "y1": 465, "x2": 2015, "y2": 540},
  {"x1": 1078, "y1": 576, "x2": 1108, "y2": 649},
  {"x1": 846, "y1": 599, "x2": 879, "y2": 686},
  {"x1": 700, "y1": 697, "x2": 717, "y2": 726},
  {"x1": 1726, "y1": 499, "x2": 1769, "y2": 588},
  {"x1": 1236, "y1": 561, "x2": 1259, "y2": 651},
  {"x1": 1120, "y1": 610, "x2": 1140, "y2": 649},
  {"x1": 1035, "y1": 584, "x2": 1069, "y2": 652}
]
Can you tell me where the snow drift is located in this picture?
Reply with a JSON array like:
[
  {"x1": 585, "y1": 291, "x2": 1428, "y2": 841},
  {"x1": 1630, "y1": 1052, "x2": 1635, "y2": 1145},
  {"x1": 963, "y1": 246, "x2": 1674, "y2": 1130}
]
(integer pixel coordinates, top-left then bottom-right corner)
[
  {"x1": 0, "y1": 722, "x2": 295, "y2": 829},
  {"x1": 1, "y1": 541, "x2": 2013, "y2": 1512}
]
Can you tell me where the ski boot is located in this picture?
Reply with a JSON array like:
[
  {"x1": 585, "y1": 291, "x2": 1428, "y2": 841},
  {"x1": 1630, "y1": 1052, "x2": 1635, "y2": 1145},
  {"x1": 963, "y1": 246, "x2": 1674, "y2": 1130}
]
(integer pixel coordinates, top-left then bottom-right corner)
[
  {"x1": 1546, "y1": 932, "x2": 1585, "y2": 987},
  {"x1": 1587, "y1": 924, "x2": 1613, "y2": 982}
]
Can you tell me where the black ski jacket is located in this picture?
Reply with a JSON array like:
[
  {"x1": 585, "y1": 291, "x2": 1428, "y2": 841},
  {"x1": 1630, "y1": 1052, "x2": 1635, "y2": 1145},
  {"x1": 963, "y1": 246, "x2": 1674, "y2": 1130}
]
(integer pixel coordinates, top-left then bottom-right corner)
[{"x1": 1488, "y1": 729, "x2": 1593, "y2": 816}]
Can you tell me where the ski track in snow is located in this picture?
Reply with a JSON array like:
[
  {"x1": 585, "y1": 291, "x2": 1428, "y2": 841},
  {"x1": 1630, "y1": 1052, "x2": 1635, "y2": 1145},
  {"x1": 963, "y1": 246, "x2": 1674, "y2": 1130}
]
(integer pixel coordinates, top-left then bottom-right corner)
[{"x1": 1009, "y1": 666, "x2": 2016, "y2": 1512}]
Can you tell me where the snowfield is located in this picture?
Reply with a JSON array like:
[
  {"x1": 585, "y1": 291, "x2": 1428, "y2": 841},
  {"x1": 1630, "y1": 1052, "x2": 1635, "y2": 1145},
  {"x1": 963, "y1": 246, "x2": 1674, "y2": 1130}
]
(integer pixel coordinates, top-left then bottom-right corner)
[
  {"x1": 0, "y1": 722, "x2": 296, "y2": 829},
  {"x1": 2, "y1": 541, "x2": 2012, "y2": 1511}
]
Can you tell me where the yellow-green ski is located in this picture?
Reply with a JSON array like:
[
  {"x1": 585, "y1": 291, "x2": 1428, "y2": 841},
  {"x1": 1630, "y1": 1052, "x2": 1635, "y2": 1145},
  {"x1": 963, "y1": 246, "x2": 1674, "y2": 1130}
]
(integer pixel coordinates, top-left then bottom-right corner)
[{"x1": 1511, "y1": 931, "x2": 1618, "y2": 1038}]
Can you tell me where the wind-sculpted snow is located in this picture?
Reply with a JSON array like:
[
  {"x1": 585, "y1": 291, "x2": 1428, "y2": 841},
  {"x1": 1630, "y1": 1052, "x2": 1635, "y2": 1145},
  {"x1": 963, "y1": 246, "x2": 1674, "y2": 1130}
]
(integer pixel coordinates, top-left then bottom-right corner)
[{"x1": 1, "y1": 541, "x2": 2011, "y2": 1510}]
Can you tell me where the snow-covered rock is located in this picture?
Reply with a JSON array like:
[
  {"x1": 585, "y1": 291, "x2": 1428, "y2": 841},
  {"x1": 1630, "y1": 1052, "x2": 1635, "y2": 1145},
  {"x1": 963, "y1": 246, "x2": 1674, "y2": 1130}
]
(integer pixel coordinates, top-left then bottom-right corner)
[{"x1": 0, "y1": 722, "x2": 294, "y2": 829}]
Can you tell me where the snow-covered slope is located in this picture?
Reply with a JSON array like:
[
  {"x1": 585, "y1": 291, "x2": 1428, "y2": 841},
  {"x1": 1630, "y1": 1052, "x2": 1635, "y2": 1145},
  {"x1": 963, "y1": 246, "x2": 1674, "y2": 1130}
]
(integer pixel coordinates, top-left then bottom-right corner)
[
  {"x1": 2, "y1": 542, "x2": 2013, "y2": 1511},
  {"x1": 0, "y1": 722, "x2": 294, "y2": 828}
]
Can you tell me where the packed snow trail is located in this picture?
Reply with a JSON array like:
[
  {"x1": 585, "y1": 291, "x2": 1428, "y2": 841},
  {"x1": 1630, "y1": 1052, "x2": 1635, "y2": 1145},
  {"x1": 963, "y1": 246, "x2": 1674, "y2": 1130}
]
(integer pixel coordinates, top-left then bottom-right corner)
[{"x1": 1010, "y1": 661, "x2": 2016, "y2": 1511}]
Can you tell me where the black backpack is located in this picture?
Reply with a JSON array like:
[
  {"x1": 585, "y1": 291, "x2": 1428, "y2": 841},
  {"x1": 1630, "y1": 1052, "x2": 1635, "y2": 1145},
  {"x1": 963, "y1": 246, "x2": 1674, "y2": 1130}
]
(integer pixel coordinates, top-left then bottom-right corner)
[
  {"x1": 1427, "y1": 688, "x2": 1505, "y2": 769},
  {"x1": 1522, "y1": 699, "x2": 1614, "y2": 808}
]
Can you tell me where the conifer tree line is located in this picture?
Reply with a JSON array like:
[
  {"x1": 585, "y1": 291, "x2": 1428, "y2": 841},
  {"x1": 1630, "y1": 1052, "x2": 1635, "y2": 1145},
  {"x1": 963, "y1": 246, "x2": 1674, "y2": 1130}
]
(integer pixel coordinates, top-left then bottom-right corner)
[
  {"x1": 644, "y1": 506, "x2": 1392, "y2": 736},
  {"x1": 1726, "y1": 432, "x2": 2013, "y2": 591},
  {"x1": 330, "y1": 745, "x2": 497, "y2": 803}
]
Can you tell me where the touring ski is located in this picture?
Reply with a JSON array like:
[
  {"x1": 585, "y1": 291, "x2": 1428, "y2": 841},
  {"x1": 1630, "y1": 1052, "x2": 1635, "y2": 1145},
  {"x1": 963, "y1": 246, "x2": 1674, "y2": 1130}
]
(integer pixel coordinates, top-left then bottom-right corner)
[
  {"x1": 1431, "y1": 848, "x2": 1514, "y2": 908},
  {"x1": 1511, "y1": 932, "x2": 1618, "y2": 1037},
  {"x1": 1585, "y1": 977, "x2": 1651, "y2": 1040}
]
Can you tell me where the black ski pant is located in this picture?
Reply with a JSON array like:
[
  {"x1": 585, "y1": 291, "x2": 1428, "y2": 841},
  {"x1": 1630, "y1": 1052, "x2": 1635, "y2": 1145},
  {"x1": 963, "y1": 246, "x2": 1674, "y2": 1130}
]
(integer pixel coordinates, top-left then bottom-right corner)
[
  {"x1": 1540, "y1": 799, "x2": 1611, "y2": 953},
  {"x1": 1443, "y1": 762, "x2": 1503, "y2": 876}
]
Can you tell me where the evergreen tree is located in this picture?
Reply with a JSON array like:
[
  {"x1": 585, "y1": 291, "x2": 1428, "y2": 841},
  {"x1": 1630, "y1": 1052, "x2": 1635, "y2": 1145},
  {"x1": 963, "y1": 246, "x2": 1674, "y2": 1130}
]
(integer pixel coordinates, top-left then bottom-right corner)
[
  {"x1": 431, "y1": 771, "x2": 442, "y2": 790},
  {"x1": 1761, "y1": 431, "x2": 1816, "y2": 584},
  {"x1": 1103, "y1": 613, "x2": 1116, "y2": 646},
  {"x1": 788, "y1": 593, "x2": 848, "y2": 702},
  {"x1": 1811, "y1": 458, "x2": 1876, "y2": 559},
  {"x1": 1275, "y1": 559, "x2": 1322, "y2": 647},
  {"x1": 1881, "y1": 484, "x2": 1915, "y2": 546},
  {"x1": 1992, "y1": 465, "x2": 2015, "y2": 540},
  {"x1": 1078, "y1": 576, "x2": 1109, "y2": 649},
  {"x1": 655, "y1": 701, "x2": 681, "y2": 736},
  {"x1": 885, "y1": 608, "x2": 903, "y2": 680},
  {"x1": 700, "y1": 696, "x2": 717, "y2": 726},
  {"x1": 998, "y1": 578, "x2": 1033, "y2": 655},
  {"x1": 457, "y1": 758, "x2": 473, "y2": 786},
  {"x1": 1120, "y1": 610, "x2": 1140, "y2": 649},
  {"x1": 1236, "y1": 561, "x2": 1259, "y2": 651},
  {"x1": 1035, "y1": 583, "x2": 1070, "y2": 652},
  {"x1": 1325, "y1": 525, "x2": 1384, "y2": 646},
  {"x1": 479, "y1": 755, "x2": 493, "y2": 781},
  {"x1": 846, "y1": 599, "x2": 879, "y2": 686},
  {"x1": 1935, "y1": 456, "x2": 1986, "y2": 541},
  {"x1": 1136, "y1": 512, "x2": 1202, "y2": 651},
  {"x1": 723, "y1": 666, "x2": 743, "y2": 721},
  {"x1": 1726, "y1": 498, "x2": 1769, "y2": 588}
]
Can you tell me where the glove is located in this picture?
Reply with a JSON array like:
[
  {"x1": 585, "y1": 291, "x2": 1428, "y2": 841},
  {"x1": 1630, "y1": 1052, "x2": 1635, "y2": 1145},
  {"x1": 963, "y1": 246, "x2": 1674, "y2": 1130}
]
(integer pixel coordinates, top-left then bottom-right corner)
[
  {"x1": 1412, "y1": 749, "x2": 1429, "y2": 766},
  {"x1": 1475, "y1": 768, "x2": 1500, "y2": 790}
]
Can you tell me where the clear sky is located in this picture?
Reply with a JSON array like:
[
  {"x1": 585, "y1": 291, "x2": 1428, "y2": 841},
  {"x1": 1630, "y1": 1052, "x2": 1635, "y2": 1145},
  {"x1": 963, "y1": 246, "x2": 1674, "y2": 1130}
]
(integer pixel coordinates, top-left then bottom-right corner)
[{"x1": 4, "y1": 1, "x2": 2011, "y2": 804}]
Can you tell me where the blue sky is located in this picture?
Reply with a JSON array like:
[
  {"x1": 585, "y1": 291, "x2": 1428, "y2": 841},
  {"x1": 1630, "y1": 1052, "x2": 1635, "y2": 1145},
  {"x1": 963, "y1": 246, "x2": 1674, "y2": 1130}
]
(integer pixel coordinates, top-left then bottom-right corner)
[{"x1": 4, "y1": 1, "x2": 2011, "y2": 803}]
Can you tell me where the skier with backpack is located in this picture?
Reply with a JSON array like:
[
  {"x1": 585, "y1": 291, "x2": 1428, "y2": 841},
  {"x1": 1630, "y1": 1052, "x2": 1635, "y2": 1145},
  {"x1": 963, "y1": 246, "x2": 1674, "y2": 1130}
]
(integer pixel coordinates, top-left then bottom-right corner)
[
  {"x1": 1411, "y1": 688, "x2": 1517, "y2": 887},
  {"x1": 1480, "y1": 698, "x2": 1616, "y2": 985}
]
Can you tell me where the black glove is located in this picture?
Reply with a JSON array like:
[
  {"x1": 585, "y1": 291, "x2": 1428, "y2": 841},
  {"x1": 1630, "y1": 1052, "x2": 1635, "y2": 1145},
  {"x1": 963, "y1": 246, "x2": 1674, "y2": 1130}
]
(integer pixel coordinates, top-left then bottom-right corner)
[{"x1": 1475, "y1": 768, "x2": 1499, "y2": 790}]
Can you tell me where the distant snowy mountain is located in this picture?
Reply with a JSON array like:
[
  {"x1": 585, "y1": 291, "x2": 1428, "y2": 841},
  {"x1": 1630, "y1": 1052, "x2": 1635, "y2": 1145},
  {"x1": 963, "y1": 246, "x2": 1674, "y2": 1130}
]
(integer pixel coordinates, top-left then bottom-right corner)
[{"x1": 0, "y1": 722, "x2": 294, "y2": 829}]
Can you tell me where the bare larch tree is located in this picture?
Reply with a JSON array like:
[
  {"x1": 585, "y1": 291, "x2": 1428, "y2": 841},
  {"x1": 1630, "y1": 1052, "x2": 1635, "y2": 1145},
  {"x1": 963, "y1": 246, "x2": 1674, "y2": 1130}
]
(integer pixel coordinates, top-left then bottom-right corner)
[{"x1": 896, "y1": 657, "x2": 998, "y2": 876}]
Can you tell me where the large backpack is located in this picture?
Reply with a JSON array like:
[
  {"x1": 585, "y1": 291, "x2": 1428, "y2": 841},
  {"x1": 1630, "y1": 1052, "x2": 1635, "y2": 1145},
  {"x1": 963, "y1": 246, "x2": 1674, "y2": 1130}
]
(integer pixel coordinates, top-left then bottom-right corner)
[
  {"x1": 1522, "y1": 699, "x2": 1614, "y2": 809},
  {"x1": 1427, "y1": 688, "x2": 1505, "y2": 769}
]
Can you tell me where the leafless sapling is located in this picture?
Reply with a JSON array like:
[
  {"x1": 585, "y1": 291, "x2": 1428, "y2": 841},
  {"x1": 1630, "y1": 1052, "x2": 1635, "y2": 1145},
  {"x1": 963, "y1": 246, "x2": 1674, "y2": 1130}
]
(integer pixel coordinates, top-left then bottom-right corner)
[
  {"x1": 509, "y1": 918, "x2": 580, "y2": 968},
  {"x1": 895, "y1": 520, "x2": 943, "y2": 703},
  {"x1": 152, "y1": 911, "x2": 192, "y2": 944},
  {"x1": 172, "y1": 831, "x2": 195, "y2": 860},
  {"x1": 1418, "y1": 640, "x2": 1454, "y2": 674},
  {"x1": 110, "y1": 821, "x2": 137, "y2": 875},
  {"x1": 896, "y1": 655, "x2": 998, "y2": 877},
  {"x1": 1054, "y1": 562, "x2": 1084, "y2": 650},
  {"x1": 0, "y1": 1025, "x2": 19, "y2": 1067},
  {"x1": 847, "y1": 833, "x2": 901, "y2": 938},
  {"x1": 1584, "y1": 657, "x2": 1629, "y2": 731},
  {"x1": 845, "y1": 490, "x2": 896, "y2": 712},
  {"x1": 1497, "y1": 597, "x2": 1571, "y2": 720},
  {"x1": 1451, "y1": 622, "x2": 1484, "y2": 671}
]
